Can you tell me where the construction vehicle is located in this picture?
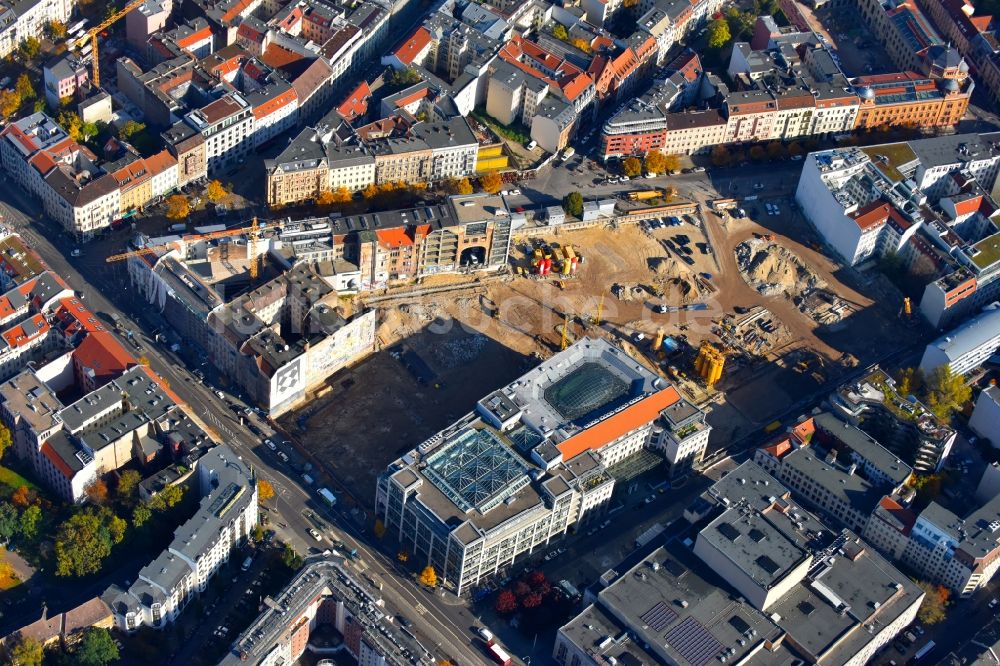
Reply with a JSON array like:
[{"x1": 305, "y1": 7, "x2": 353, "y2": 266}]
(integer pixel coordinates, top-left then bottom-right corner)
[
  {"x1": 73, "y1": 0, "x2": 147, "y2": 88},
  {"x1": 628, "y1": 190, "x2": 663, "y2": 201}
]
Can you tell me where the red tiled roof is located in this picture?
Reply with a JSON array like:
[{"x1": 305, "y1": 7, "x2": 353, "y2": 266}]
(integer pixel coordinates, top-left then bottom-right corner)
[
  {"x1": 2, "y1": 314, "x2": 49, "y2": 348},
  {"x1": 952, "y1": 195, "x2": 984, "y2": 216},
  {"x1": 144, "y1": 150, "x2": 176, "y2": 176},
  {"x1": 556, "y1": 386, "x2": 681, "y2": 460},
  {"x1": 253, "y1": 88, "x2": 298, "y2": 120},
  {"x1": 763, "y1": 436, "x2": 793, "y2": 459},
  {"x1": 176, "y1": 26, "x2": 212, "y2": 49},
  {"x1": 876, "y1": 495, "x2": 916, "y2": 535},
  {"x1": 262, "y1": 45, "x2": 308, "y2": 70},
  {"x1": 337, "y1": 80, "x2": 372, "y2": 121},
  {"x1": 73, "y1": 330, "x2": 137, "y2": 385},
  {"x1": 394, "y1": 27, "x2": 431, "y2": 66},
  {"x1": 791, "y1": 417, "x2": 815, "y2": 444},
  {"x1": 850, "y1": 200, "x2": 893, "y2": 232},
  {"x1": 54, "y1": 297, "x2": 106, "y2": 335}
]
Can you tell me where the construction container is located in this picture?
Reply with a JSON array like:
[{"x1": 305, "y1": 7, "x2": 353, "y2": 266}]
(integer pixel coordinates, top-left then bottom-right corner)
[
  {"x1": 570, "y1": 256, "x2": 578, "y2": 273},
  {"x1": 563, "y1": 246, "x2": 576, "y2": 261},
  {"x1": 532, "y1": 248, "x2": 543, "y2": 261},
  {"x1": 561, "y1": 259, "x2": 571, "y2": 275}
]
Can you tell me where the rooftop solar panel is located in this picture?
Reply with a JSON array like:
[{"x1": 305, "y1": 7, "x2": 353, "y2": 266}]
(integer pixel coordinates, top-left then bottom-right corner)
[
  {"x1": 640, "y1": 602, "x2": 677, "y2": 632},
  {"x1": 665, "y1": 617, "x2": 723, "y2": 666}
]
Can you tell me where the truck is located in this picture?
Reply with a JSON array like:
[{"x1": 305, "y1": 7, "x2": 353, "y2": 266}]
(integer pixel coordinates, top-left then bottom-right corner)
[
  {"x1": 318, "y1": 487, "x2": 337, "y2": 506},
  {"x1": 487, "y1": 644, "x2": 511, "y2": 666},
  {"x1": 628, "y1": 190, "x2": 661, "y2": 201},
  {"x1": 561, "y1": 147, "x2": 575, "y2": 161},
  {"x1": 913, "y1": 641, "x2": 935, "y2": 660}
]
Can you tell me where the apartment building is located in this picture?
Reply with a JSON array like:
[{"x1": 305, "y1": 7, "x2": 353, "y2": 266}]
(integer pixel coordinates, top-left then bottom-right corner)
[
  {"x1": 42, "y1": 54, "x2": 90, "y2": 108},
  {"x1": 797, "y1": 136, "x2": 1000, "y2": 274},
  {"x1": 219, "y1": 556, "x2": 419, "y2": 666},
  {"x1": 754, "y1": 412, "x2": 912, "y2": 533},
  {"x1": 0, "y1": 114, "x2": 184, "y2": 239},
  {"x1": 106, "y1": 445, "x2": 257, "y2": 631},
  {"x1": 920, "y1": 303, "x2": 1000, "y2": 375},
  {"x1": 970, "y1": 386, "x2": 1000, "y2": 444},
  {"x1": 0, "y1": 0, "x2": 72, "y2": 59},
  {"x1": 557, "y1": 461, "x2": 923, "y2": 666},
  {"x1": 830, "y1": 366, "x2": 956, "y2": 473},
  {"x1": 376, "y1": 338, "x2": 682, "y2": 595},
  {"x1": 186, "y1": 93, "x2": 255, "y2": 174}
]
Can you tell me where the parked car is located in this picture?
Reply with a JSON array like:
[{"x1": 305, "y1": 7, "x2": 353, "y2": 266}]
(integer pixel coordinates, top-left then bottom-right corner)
[
  {"x1": 308, "y1": 528, "x2": 322, "y2": 541},
  {"x1": 265, "y1": 440, "x2": 277, "y2": 451}
]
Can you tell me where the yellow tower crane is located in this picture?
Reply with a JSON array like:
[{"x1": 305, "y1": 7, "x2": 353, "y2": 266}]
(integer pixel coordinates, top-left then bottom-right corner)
[
  {"x1": 561, "y1": 312, "x2": 571, "y2": 350},
  {"x1": 592, "y1": 293, "x2": 604, "y2": 326},
  {"x1": 74, "y1": 0, "x2": 147, "y2": 88},
  {"x1": 248, "y1": 217, "x2": 259, "y2": 281}
]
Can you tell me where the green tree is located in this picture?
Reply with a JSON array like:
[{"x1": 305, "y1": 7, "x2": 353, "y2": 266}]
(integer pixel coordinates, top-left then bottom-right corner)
[
  {"x1": 149, "y1": 484, "x2": 184, "y2": 511},
  {"x1": 75, "y1": 627, "x2": 119, "y2": 666},
  {"x1": 281, "y1": 544, "x2": 303, "y2": 570},
  {"x1": 118, "y1": 119, "x2": 145, "y2": 140},
  {"x1": 552, "y1": 24, "x2": 569, "y2": 41},
  {"x1": 252, "y1": 523, "x2": 265, "y2": 542},
  {"x1": 563, "y1": 191, "x2": 584, "y2": 218},
  {"x1": 9, "y1": 636, "x2": 43, "y2": 666},
  {"x1": 33, "y1": 99, "x2": 45, "y2": 114},
  {"x1": 707, "y1": 18, "x2": 731, "y2": 49},
  {"x1": 749, "y1": 145, "x2": 766, "y2": 162},
  {"x1": 0, "y1": 502, "x2": 18, "y2": 541},
  {"x1": 54, "y1": 508, "x2": 125, "y2": 577},
  {"x1": 896, "y1": 367, "x2": 924, "y2": 397},
  {"x1": 18, "y1": 37, "x2": 40, "y2": 60},
  {"x1": 80, "y1": 122, "x2": 99, "y2": 142},
  {"x1": 389, "y1": 67, "x2": 422, "y2": 89},
  {"x1": 0, "y1": 422, "x2": 12, "y2": 460},
  {"x1": 18, "y1": 505, "x2": 41, "y2": 541},
  {"x1": 117, "y1": 469, "x2": 141, "y2": 499},
  {"x1": 57, "y1": 111, "x2": 83, "y2": 141},
  {"x1": 132, "y1": 503, "x2": 151, "y2": 528},
  {"x1": 915, "y1": 581, "x2": 949, "y2": 625},
  {"x1": 622, "y1": 156, "x2": 642, "y2": 177},
  {"x1": 725, "y1": 7, "x2": 755, "y2": 39},
  {"x1": 924, "y1": 364, "x2": 971, "y2": 419},
  {"x1": 15, "y1": 74, "x2": 35, "y2": 101}
]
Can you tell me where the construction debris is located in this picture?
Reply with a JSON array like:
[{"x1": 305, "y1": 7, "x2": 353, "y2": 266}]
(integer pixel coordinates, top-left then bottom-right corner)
[{"x1": 735, "y1": 239, "x2": 825, "y2": 297}]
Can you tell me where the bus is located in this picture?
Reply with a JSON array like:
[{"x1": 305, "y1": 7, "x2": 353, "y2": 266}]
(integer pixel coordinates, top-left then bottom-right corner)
[{"x1": 913, "y1": 641, "x2": 935, "y2": 660}]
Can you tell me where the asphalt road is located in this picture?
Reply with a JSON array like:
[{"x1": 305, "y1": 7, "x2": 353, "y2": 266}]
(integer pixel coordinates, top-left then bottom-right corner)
[{"x1": 0, "y1": 174, "x2": 491, "y2": 666}]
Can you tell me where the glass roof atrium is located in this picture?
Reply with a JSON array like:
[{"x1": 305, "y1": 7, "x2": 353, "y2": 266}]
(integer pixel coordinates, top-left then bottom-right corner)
[
  {"x1": 543, "y1": 362, "x2": 630, "y2": 422},
  {"x1": 423, "y1": 428, "x2": 531, "y2": 514}
]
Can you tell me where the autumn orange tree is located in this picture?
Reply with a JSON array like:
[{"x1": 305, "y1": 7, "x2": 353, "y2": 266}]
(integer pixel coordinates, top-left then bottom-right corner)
[
  {"x1": 165, "y1": 195, "x2": 190, "y2": 220},
  {"x1": 479, "y1": 172, "x2": 503, "y2": 193},
  {"x1": 258, "y1": 479, "x2": 275, "y2": 503},
  {"x1": 205, "y1": 180, "x2": 229, "y2": 203}
]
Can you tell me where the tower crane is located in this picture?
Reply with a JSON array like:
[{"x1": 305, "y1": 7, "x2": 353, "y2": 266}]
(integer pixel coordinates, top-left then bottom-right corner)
[
  {"x1": 105, "y1": 221, "x2": 271, "y2": 263},
  {"x1": 73, "y1": 0, "x2": 147, "y2": 88}
]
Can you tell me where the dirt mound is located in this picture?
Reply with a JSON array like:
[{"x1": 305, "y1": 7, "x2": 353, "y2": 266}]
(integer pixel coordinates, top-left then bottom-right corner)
[{"x1": 735, "y1": 240, "x2": 825, "y2": 297}]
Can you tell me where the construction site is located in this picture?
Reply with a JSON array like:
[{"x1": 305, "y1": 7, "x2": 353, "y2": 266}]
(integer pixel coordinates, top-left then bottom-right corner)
[{"x1": 278, "y1": 191, "x2": 916, "y2": 508}]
